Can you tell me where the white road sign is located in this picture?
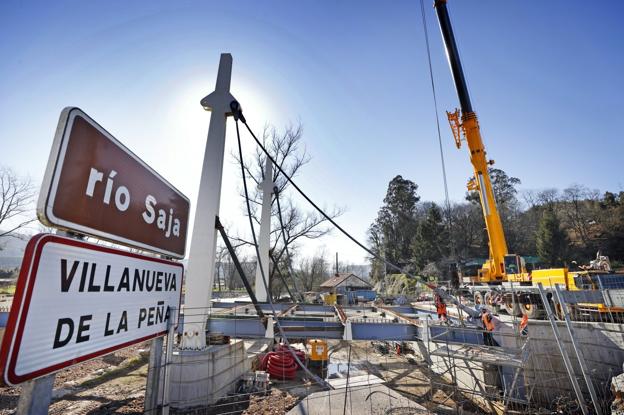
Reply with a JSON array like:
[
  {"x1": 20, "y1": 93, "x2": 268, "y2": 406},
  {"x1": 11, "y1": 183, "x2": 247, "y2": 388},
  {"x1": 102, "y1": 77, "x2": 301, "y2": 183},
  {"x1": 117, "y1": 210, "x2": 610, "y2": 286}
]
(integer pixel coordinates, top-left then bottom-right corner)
[{"x1": 0, "y1": 234, "x2": 183, "y2": 385}]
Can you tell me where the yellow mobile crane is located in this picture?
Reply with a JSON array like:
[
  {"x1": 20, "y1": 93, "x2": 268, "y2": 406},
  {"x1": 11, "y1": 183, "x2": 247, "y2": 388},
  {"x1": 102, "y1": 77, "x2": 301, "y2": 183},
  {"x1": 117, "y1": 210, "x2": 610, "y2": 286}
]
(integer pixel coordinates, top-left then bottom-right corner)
[{"x1": 434, "y1": 0, "x2": 624, "y2": 319}]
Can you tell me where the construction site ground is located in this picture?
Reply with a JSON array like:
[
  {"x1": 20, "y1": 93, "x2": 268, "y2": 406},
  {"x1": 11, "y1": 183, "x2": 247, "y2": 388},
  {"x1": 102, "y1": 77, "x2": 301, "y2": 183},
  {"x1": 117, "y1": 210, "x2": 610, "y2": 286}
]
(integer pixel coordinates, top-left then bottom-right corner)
[
  {"x1": 326, "y1": 340, "x2": 482, "y2": 414},
  {"x1": 0, "y1": 343, "x2": 149, "y2": 415},
  {"x1": 0, "y1": 339, "x2": 487, "y2": 415},
  {"x1": 181, "y1": 340, "x2": 483, "y2": 415}
]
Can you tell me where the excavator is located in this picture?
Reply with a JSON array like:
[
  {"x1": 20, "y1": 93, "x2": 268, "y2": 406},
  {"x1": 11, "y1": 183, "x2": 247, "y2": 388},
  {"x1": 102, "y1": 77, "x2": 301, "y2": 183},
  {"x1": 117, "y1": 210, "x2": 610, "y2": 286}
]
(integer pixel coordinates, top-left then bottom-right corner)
[{"x1": 434, "y1": 0, "x2": 624, "y2": 319}]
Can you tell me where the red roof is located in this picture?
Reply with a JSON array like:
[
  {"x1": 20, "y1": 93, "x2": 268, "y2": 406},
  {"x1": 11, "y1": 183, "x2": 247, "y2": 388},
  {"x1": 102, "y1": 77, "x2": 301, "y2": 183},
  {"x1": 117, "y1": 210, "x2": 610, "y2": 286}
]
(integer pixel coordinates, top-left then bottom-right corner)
[{"x1": 319, "y1": 273, "x2": 372, "y2": 289}]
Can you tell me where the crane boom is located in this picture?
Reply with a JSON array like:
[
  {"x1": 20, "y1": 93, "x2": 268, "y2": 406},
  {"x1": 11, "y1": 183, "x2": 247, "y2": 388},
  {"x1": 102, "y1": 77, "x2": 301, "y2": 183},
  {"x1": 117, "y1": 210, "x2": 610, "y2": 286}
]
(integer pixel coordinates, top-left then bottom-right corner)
[
  {"x1": 434, "y1": 0, "x2": 508, "y2": 282},
  {"x1": 432, "y1": 1, "x2": 624, "y2": 323}
]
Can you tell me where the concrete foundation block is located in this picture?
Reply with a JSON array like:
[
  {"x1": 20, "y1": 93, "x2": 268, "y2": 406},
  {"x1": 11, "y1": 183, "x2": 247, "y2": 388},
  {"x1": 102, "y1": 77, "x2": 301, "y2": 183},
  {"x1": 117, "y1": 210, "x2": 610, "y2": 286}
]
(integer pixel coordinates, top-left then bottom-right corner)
[{"x1": 162, "y1": 340, "x2": 251, "y2": 409}]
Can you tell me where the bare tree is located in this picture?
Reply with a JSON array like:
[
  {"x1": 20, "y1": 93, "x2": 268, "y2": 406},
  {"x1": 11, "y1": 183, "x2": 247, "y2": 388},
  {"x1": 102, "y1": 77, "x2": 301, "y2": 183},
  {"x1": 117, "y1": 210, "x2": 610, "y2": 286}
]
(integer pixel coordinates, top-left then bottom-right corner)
[
  {"x1": 214, "y1": 235, "x2": 248, "y2": 292},
  {"x1": 298, "y1": 248, "x2": 329, "y2": 292},
  {"x1": 232, "y1": 123, "x2": 342, "y2": 298},
  {"x1": 214, "y1": 244, "x2": 228, "y2": 292},
  {"x1": 561, "y1": 184, "x2": 599, "y2": 249},
  {"x1": 0, "y1": 167, "x2": 36, "y2": 240},
  {"x1": 367, "y1": 222, "x2": 385, "y2": 281}
]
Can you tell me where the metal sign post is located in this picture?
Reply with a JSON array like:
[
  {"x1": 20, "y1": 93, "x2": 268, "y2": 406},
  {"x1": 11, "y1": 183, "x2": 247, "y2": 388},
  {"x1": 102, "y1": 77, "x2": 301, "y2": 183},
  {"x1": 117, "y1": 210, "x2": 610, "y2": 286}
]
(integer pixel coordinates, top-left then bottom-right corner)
[
  {"x1": 14, "y1": 230, "x2": 79, "y2": 415},
  {"x1": 15, "y1": 373, "x2": 55, "y2": 415},
  {"x1": 161, "y1": 307, "x2": 177, "y2": 415},
  {"x1": 143, "y1": 336, "x2": 164, "y2": 414},
  {"x1": 181, "y1": 53, "x2": 237, "y2": 349}
]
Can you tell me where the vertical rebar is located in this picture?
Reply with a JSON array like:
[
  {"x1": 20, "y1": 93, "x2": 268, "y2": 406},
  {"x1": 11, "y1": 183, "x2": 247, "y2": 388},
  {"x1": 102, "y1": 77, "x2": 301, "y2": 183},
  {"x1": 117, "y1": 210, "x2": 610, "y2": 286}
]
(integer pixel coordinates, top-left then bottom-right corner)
[
  {"x1": 597, "y1": 277, "x2": 615, "y2": 324},
  {"x1": 554, "y1": 285, "x2": 602, "y2": 415},
  {"x1": 161, "y1": 307, "x2": 177, "y2": 415},
  {"x1": 144, "y1": 336, "x2": 164, "y2": 414},
  {"x1": 537, "y1": 283, "x2": 589, "y2": 415}
]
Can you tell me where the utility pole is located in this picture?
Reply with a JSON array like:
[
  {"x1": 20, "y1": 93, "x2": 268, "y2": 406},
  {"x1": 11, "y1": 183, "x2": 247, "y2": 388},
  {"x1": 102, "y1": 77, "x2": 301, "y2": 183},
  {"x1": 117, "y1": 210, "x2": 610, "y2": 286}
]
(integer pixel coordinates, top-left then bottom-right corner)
[
  {"x1": 335, "y1": 252, "x2": 339, "y2": 275},
  {"x1": 181, "y1": 53, "x2": 236, "y2": 349},
  {"x1": 255, "y1": 157, "x2": 273, "y2": 302}
]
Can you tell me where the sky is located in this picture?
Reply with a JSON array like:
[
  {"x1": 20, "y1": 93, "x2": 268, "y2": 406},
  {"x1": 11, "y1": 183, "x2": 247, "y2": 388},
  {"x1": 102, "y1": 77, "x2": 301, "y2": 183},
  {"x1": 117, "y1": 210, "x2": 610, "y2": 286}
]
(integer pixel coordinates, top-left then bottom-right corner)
[{"x1": 1, "y1": 0, "x2": 623, "y2": 264}]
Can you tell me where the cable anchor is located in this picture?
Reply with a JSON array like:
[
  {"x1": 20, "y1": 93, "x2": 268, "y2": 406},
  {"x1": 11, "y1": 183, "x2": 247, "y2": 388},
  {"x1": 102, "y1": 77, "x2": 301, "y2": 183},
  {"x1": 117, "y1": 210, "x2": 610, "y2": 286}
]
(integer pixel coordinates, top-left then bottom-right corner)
[{"x1": 230, "y1": 100, "x2": 246, "y2": 123}]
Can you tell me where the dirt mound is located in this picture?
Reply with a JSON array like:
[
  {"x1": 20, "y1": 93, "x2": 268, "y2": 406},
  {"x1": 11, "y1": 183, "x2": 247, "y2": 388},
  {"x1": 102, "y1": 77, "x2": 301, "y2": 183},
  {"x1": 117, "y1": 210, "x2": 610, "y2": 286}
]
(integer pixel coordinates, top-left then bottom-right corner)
[{"x1": 243, "y1": 389, "x2": 299, "y2": 414}]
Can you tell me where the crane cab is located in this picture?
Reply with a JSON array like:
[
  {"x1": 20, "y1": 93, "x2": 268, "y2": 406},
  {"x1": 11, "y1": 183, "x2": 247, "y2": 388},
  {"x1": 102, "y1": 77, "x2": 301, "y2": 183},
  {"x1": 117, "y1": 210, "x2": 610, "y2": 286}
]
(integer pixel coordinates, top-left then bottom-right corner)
[{"x1": 504, "y1": 254, "x2": 531, "y2": 283}]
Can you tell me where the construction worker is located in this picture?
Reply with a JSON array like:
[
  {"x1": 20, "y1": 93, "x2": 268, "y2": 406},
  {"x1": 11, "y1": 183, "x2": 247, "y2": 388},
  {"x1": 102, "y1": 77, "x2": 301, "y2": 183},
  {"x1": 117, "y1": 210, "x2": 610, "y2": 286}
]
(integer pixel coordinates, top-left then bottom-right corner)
[
  {"x1": 481, "y1": 308, "x2": 498, "y2": 346},
  {"x1": 519, "y1": 314, "x2": 529, "y2": 336},
  {"x1": 435, "y1": 294, "x2": 447, "y2": 322}
]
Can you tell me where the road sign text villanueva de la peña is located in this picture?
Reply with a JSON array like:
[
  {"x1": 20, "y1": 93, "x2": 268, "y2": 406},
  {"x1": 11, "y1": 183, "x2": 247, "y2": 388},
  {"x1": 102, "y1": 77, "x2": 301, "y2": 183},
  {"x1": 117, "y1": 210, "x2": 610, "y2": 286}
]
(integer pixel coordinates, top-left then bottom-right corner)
[{"x1": 53, "y1": 257, "x2": 178, "y2": 350}]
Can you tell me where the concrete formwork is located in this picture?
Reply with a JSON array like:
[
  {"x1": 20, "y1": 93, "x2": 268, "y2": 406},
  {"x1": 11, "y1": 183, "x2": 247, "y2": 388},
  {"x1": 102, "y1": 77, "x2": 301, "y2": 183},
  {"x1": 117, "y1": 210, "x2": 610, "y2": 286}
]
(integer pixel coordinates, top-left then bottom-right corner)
[
  {"x1": 522, "y1": 320, "x2": 624, "y2": 404},
  {"x1": 160, "y1": 340, "x2": 251, "y2": 409},
  {"x1": 412, "y1": 317, "x2": 624, "y2": 411},
  {"x1": 416, "y1": 322, "x2": 513, "y2": 412}
]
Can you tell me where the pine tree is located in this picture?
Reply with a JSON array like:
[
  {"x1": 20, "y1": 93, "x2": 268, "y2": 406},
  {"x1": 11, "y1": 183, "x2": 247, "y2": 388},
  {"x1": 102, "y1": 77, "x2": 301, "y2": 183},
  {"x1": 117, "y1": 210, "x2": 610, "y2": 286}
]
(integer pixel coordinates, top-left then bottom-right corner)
[
  {"x1": 536, "y1": 208, "x2": 568, "y2": 266},
  {"x1": 411, "y1": 204, "x2": 446, "y2": 270},
  {"x1": 368, "y1": 175, "x2": 420, "y2": 278}
]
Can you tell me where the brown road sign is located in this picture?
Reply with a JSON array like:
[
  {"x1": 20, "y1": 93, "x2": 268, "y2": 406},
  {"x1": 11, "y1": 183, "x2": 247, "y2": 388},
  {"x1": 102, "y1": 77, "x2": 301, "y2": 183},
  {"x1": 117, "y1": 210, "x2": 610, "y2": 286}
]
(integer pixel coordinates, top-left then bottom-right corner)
[{"x1": 37, "y1": 107, "x2": 190, "y2": 258}]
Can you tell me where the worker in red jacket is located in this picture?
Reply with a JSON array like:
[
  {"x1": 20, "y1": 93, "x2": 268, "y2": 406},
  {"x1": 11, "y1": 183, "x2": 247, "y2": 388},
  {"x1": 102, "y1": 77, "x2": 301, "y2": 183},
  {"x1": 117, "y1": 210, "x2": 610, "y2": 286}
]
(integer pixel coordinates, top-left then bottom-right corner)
[
  {"x1": 519, "y1": 314, "x2": 529, "y2": 336},
  {"x1": 481, "y1": 308, "x2": 498, "y2": 346}
]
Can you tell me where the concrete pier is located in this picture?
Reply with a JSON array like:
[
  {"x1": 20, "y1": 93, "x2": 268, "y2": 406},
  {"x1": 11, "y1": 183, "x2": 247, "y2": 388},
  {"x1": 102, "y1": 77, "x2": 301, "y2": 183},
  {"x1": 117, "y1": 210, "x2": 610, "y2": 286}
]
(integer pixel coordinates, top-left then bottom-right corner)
[{"x1": 162, "y1": 340, "x2": 251, "y2": 409}]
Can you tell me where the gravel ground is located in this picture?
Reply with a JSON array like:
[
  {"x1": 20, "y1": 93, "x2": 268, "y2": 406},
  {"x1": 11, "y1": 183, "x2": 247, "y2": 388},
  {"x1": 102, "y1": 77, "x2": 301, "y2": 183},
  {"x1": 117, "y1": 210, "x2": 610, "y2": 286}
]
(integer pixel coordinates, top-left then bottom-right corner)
[
  {"x1": 0, "y1": 340, "x2": 482, "y2": 414},
  {"x1": 243, "y1": 390, "x2": 298, "y2": 415},
  {"x1": 0, "y1": 343, "x2": 150, "y2": 415}
]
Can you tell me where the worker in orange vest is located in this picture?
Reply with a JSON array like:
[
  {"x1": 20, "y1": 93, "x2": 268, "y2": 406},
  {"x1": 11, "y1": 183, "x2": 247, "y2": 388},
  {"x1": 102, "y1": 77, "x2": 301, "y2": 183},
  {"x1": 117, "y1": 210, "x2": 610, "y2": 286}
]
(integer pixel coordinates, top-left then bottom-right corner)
[
  {"x1": 435, "y1": 294, "x2": 448, "y2": 322},
  {"x1": 519, "y1": 314, "x2": 528, "y2": 336},
  {"x1": 481, "y1": 308, "x2": 498, "y2": 346}
]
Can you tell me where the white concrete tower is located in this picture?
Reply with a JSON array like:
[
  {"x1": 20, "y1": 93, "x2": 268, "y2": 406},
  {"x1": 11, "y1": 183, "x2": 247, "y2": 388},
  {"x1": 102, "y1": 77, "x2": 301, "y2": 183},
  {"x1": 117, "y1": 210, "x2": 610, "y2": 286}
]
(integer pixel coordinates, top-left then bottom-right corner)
[
  {"x1": 254, "y1": 157, "x2": 274, "y2": 302},
  {"x1": 181, "y1": 53, "x2": 236, "y2": 349}
]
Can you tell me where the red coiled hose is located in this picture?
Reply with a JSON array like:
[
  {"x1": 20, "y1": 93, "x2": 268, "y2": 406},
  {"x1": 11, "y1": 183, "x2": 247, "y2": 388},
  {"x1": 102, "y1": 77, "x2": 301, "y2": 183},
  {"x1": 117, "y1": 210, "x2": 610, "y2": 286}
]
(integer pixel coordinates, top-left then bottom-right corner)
[
  {"x1": 276, "y1": 344, "x2": 306, "y2": 368},
  {"x1": 267, "y1": 352, "x2": 296, "y2": 380},
  {"x1": 260, "y1": 345, "x2": 306, "y2": 380}
]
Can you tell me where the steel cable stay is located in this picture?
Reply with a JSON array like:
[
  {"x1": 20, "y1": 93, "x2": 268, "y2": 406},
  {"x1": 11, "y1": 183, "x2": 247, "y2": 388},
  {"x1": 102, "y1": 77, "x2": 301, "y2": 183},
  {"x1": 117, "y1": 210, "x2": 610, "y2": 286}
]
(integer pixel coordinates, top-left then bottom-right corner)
[
  {"x1": 232, "y1": 108, "x2": 330, "y2": 389},
  {"x1": 215, "y1": 217, "x2": 266, "y2": 320},
  {"x1": 229, "y1": 101, "x2": 479, "y2": 318}
]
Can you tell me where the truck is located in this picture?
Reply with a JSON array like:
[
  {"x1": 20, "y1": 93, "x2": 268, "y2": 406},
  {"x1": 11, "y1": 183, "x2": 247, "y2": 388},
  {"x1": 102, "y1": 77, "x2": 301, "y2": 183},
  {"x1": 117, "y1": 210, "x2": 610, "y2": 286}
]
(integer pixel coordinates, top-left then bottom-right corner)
[{"x1": 434, "y1": 0, "x2": 624, "y2": 320}]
